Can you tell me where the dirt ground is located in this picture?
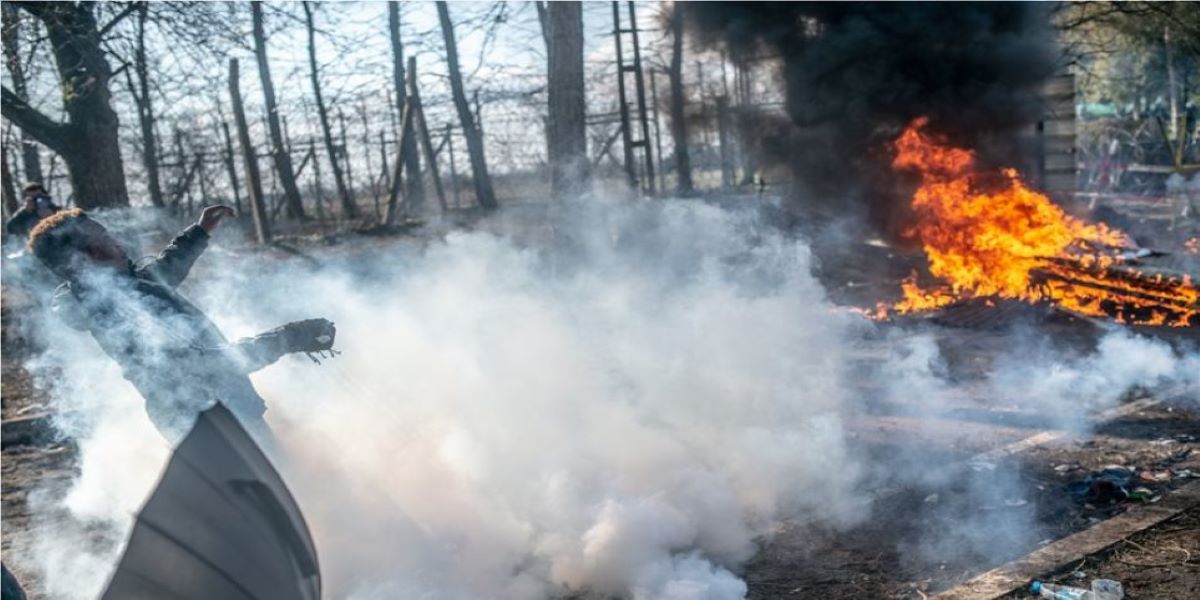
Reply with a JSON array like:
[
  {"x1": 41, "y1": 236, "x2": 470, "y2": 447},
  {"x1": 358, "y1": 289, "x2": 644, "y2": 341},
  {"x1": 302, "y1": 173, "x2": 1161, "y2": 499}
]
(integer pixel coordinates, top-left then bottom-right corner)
[
  {"x1": 1003, "y1": 507, "x2": 1200, "y2": 599},
  {"x1": 2, "y1": 208, "x2": 1198, "y2": 599},
  {"x1": 741, "y1": 394, "x2": 1200, "y2": 599}
]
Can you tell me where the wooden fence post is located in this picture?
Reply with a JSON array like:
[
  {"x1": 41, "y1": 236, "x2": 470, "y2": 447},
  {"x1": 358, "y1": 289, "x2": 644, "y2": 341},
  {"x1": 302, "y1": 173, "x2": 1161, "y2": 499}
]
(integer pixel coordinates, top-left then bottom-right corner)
[{"x1": 383, "y1": 99, "x2": 415, "y2": 226}]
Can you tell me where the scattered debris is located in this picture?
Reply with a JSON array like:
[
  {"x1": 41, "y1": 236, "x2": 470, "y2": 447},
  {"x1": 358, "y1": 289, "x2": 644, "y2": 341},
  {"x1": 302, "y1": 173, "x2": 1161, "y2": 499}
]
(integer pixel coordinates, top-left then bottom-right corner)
[
  {"x1": 1067, "y1": 467, "x2": 1135, "y2": 504},
  {"x1": 1067, "y1": 461, "x2": 1194, "y2": 507},
  {"x1": 1029, "y1": 578, "x2": 1123, "y2": 600}
]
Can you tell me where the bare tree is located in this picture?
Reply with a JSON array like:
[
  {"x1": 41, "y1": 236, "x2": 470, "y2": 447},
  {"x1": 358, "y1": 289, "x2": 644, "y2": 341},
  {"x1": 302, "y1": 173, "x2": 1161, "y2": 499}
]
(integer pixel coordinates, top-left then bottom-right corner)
[
  {"x1": 2, "y1": 146, "x2": 17, "y2": 216},
  {"x1": 1, "y1": 4, "x2": 42, "y2": 184},
  {"x1": 406, "y1": 57, "x2": 447, "y2": 212},
  {"x1": 668, "y1": 3, "x2": 693, "y2": 195},
  {"x1": 543, "y1": 2, "x2": 589, "y2": 199},
  {"x1": 436, "y1": 1, "x2": 497, "y2": 210},
  {"x1": 388, "y1": 3, "x2": 423, "y2": 213},
  {"x1": 126, "y1": 1, "x2": 165, "y2": 208},
  {"x1": 219, "y1": 119, "x2": 243, "y2": 214},
  {"x1": 1, "y1": 2, "x2": 131, "y2": 208},
  {"x1": 303, "y1": 2, "x2": 357, "y2": 218},
  {"x1": 228, "y1": 58, "x2": 270, "y2": 244},
  {"x1": 384, "y1": 96, "x2": 414, "y2": 226},
  {"x1": 251, "y1": 1, "x2": 306, "y2": 220}
]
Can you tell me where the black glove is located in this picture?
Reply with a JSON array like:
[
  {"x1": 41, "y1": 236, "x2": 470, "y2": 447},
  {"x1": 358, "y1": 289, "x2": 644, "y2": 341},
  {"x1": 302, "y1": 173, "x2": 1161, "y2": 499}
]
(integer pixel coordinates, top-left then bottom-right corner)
[{"x1": 279, "y1": 318, "x2": 336, "y2": 353}]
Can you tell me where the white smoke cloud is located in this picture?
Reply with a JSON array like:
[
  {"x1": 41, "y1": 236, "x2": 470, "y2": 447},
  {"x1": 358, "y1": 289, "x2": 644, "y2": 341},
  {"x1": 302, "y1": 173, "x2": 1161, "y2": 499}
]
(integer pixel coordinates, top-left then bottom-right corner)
[
  {"x1": 11, "y1": 199, "x2": 1197, "y2": 599},
  {"x1": 13, "y1": 200, "x2": 865, "y2": 599},
  {"x1": 987, "y1": 328, "x2": 1199, "y2": 429}
]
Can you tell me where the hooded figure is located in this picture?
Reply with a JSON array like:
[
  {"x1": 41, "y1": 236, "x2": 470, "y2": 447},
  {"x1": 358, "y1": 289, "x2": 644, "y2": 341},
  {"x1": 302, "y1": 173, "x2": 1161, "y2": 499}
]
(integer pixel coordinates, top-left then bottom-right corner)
[
  {"x1": 28, "y1": 206, "x2": 335, "y2": 442},
  {"x1": 5, "y1": 182, "x2": 60, "y2": 243}
]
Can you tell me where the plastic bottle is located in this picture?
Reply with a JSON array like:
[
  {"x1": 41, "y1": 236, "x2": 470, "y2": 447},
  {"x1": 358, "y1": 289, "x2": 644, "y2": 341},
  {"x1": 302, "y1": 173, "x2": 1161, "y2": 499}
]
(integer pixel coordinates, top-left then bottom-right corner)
[
  {"x1": 1090, "y1": 579, "x2": 1124, "y2": 600},
  {"x1": 1031, "y1": 581, "x2": 1090, "y2": 600},
  {"x1": 1029, "y1": 580, "x2": 1124, "y2": 600}
]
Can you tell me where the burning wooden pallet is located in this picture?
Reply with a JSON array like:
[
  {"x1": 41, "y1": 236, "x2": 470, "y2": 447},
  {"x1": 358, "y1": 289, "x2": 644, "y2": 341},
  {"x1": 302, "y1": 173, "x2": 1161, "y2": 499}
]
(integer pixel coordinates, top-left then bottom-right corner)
[
  {"x1": 1031, "y1": 257, "x2": 1199, "y2": 328},
  {"x1": 872, "y1": 119, "x2": 1200, "y2": 330}
]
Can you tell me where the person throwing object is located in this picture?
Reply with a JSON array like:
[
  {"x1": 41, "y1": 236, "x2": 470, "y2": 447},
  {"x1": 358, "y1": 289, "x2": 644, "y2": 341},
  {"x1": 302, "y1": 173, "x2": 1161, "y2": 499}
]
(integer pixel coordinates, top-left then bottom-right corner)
[{"x1": 27, "y1": 205, "x2": 335, "y2": 442}]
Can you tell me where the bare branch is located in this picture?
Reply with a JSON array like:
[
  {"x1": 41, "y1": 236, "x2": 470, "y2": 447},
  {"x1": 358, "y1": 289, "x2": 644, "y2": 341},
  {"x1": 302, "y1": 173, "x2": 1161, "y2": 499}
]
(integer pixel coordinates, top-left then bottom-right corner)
[
  {"x1": 1, "y1": 85, "x2": 69, "y2": 153},
  {"x1": 98, "y1": 2, "x2": 140, "y2": 38}
]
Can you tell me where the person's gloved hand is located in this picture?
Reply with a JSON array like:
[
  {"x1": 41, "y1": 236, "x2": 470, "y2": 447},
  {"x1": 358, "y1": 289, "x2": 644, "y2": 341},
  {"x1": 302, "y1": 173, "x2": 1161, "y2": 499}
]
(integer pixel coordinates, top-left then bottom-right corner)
[
  {"x1": 197, "y1": 205, "x2": 236, "y2": 234},
  {"x1": 280, "y1": 318, "x2": 336, "y2": 353}
]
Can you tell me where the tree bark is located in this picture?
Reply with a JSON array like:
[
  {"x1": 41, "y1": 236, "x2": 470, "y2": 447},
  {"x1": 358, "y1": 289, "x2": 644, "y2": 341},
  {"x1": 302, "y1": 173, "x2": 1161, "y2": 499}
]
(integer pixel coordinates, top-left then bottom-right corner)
[
  {"x1": 1164, "y1": 25, "x2": 1179, "y2": 142},
  {"x1": 384, "y1": 99, "x2": 414, "y2": 226},
  {"x1": 388, "y1": 3, "x2": 423, "y2": 212},
  {"x1": 220, "y1": 120, "x2": 243, "y2": 214},
  {"x1": 668, "y1": 3, "x2": 693, "y2": 195},
  {"x1": 170, "y1": 128, "x2": 191, "y2": 208},
  {"x1": 446, "y1": 123, "x2": 461, "y2": 208},
  {"x1": 131, "y1": 2, "x2": 164, "y2": 207},
  {"x1": 1, "y1": 2, "x2": 129, "y2": 208},
  {"x1": 535, "y1": 1, "x2": 549, "y2": 49},
  {"x1": 2, "y1": 4, "x2": 42, "y2": 184},
  {"x1": 303, "y1": 2, "x2": 356, "y2": 218},
  {"x1": 406, "y1": 57, "x2": 447, "y2": 212},
  {"x1": 544, "y1": 1, "x2": 589, "y2": 199},
  {"x1": 251, "y1": 1, "x2": 306, "y2": 220},
  {"x1": 717, "y1": 95, "x2": 733, "y2": 189},
  {"x1": 734, "y1": 56, "x2": 756, "y2": 186},
  {"x1": 229, "y1": 58, "x2": 271, "y2": 244},
  {"x1": 436, "y1": 1, "x2": 497, "y2": 210},
  {"x1": 2, "y1": 146, "x2": 18, "y2": 216},
  {"x1": 338, "y1": 109, "x2": 356, "y2": 209}
]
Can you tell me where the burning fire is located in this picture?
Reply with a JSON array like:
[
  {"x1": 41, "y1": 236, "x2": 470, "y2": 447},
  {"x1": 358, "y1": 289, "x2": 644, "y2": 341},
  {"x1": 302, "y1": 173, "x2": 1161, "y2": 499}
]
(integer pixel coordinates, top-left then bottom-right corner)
[{"x1": 875, "y1": 118, "x2": 1199, "y2": 327}]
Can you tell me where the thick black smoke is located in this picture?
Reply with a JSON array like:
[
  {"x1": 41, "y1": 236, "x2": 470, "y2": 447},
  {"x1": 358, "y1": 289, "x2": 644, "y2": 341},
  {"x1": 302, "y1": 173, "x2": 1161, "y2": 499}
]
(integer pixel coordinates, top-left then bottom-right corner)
[{"x1": 685, "y1": 2, "x2": 1061, "y2": 238}]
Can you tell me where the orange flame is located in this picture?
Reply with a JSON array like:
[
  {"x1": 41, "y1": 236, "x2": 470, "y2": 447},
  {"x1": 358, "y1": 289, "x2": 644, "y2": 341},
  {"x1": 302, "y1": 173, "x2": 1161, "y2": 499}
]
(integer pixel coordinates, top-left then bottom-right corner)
[{"x1": 877, "y1": 118, "x2": 1199, "y2": 327}]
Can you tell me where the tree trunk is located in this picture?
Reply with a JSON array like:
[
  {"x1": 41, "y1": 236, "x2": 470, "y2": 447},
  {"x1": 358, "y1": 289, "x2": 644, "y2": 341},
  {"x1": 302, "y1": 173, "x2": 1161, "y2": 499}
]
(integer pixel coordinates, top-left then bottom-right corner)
[
  {"x1": 229, "y1": 59, "x2": 271, "y2": 244},
  {"x1": 650, "y1": 70, "x2": 667, "y2": 192},
  {"x1": 446, "y1": 123, "x2": 462, "y2": 208},
  {"x1": 2, "y1": 146, "x2": 18, "y2": 216},
  {"x1": 132, "y1": 2, "x2": 164, "y2": 207},
  {"x1": 544, "y1": 1, "x2": 589, "y2": 199},
  {"x1": 436, "y1": 1, "x2": 497, "y2": 210},
  {"x1": 1164, "y1": 26, "x2": 1179, "y2": 142},
  {"x1": 717, "y1": 95, "x2": 733, "y2": 189},
  {"x1": 668, "y1": 3, "x2": 693, "y2": 195},
  {"x1": 406, "y1": 57, "x2": 447, "y2": 212},
  {"x1": 251, "y1": 1, "x2": 306, "y2": 220},
  {"x1": 388, "y1": 3, "x2": 424, "y2": 213},
  {"x1": 1, "y1": 2, "x2": 129, "y2": 208},
  {"x1": 384, "y1": 99, "x2": 414, "y2": 226},
  {"x1": 535, "y1": 1, "x2": 549, "y2": 49},
  {"x1": 303, "y1": 2, "x2": 357, "y2": 218},
  {"x1": 735, "y1": 56, "x2": 756, "y2": 186},
  {"x1": 338, "y1": 109, "x2": 356, "y2": 210},
  {"x1": 220, "y1": 120, "x2": 243, "y2": 214},
  {"x1": 2, "y1": 5, "x2": 42, "y2": 184},
  {"x1": 378, "y1": 129, "x2": 390, "y2": 208},
  {"x1": 171, "y1": 128, "x2": 187, "y2": 208}
]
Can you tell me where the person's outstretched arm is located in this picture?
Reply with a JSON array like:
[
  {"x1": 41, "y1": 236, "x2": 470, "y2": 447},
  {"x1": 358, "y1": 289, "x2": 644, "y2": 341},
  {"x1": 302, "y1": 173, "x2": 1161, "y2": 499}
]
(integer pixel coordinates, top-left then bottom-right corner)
[
  {"x1": 140, "y1": 205, "x2": 234, "y2": 288},
  {"x1": 226, "y1": 318, "x2": 337, "y2": 373}
]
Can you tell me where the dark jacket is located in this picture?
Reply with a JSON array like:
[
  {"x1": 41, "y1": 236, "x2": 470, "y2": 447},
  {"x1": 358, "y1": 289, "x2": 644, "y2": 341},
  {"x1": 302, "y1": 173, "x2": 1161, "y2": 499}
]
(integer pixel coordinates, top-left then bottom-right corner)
[
  {"x1": 6, "y1": 198, "x2": 60, "y2": 241},
  {"x1": 53, "y1": 225, "x2": 293, "y2": 441},
  {"x1": 6, "y1": 207, "x2": 41, "y2": 240}
]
